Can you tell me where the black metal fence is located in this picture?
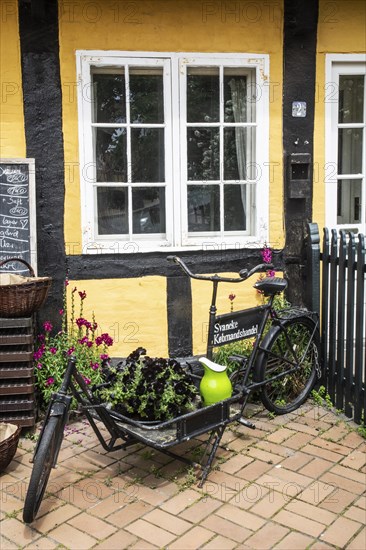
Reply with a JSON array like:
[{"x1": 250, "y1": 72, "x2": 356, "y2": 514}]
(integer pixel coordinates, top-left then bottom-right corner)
[{"x1": 306, "y1": 223, "x2": 365, "y2": 425}]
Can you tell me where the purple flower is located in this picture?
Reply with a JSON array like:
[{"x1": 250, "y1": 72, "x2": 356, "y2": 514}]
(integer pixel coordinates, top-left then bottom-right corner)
[
  {"x1": 90, "y1": 362, "x2": 99, "y2": 371},
  {"x1": 83, "y1": 376, "x2": 91, "y2": 385},
  {"x1": 46, "y1": 377, "x2": 54, "y2": 386},
  {"x1": 95, "y1": 333, "x2": 113, "y2": 347},
  {"x1": 76, "y1": 318, "x2": 92, "y2": 330},
  {"x1": 100, "y1": 354, "x2": 109, "y2": 361},
  {"x1": 261, "y1": 247, "x2": 272, "y2": 264},
  {"x1": 36, "y1": 363, "x2": 42, "y2": 369},
  {"x1": 43, "y1": 321, "x2": 53, "y2": 332},
  {"x1": 33, "y1": 346, "x2": 45, "y2": 360},
  {"x1": 37, "y1": 334, "x2": 45, "y2": 342},
  {"x1": 50, "y1": 347, "x2": 57, "y2": 354},
  {"x1": 267, "y1": 269, "x2": 276, "y2": 278},
  {"x1": 67, "y1": 346, "x2": 75, "y2": 355}
]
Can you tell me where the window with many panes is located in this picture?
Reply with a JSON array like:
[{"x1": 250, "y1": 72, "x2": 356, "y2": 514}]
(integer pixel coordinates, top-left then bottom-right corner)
[
  {"x1": 326, "y1": 56, "x2": 366, "y2": 233},
  {"x1": 77, "y1": 52, "x2": 269, "y2": 252}
]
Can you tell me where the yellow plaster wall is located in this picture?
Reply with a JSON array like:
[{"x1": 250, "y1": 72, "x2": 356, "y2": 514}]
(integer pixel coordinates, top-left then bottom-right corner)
[
  {"x1": 313, "y1": 0, "x2": 366, "y2": 228},
  {"x1": 59, "y1": 0, "x2": 285, "y2": 251},
  {"x1": 58, "y1": 0, "x2": 284, "y2": 357},
  {"x1": 68, "y1": 276, "x2": 168, "y2": 357},
  {"x1": 0, "y1": 0, "x2": 26, "y2": 157}
]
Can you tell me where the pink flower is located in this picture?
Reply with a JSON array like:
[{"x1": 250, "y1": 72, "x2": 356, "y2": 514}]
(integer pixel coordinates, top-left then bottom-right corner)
[
  {"x1": 46, "y1": 377, "x2": 54, "y2": 386},
  {"x1": 100, "y1": 354, "x2": 109, "y2": 361},
  {"x1": 267, "y1": 269, "x2": 276, "y2": 278},
  {"x1": 67, "y1": 347, "x2": 75, "y2": 355},
  {"x1": 90, "y1": 362, "x2": 99, "y2": 371},
  {"x1": 83, "y1": 376, "x2": 91, "y2": 385},
  {"x1": 50, "y1": 347, "x2": 57, "y2": 354},
  {"x1": 43, "y1": 321, "x2": 53, "y2": 332},
  {"x1": 65, "y1": 279, "x2": 69, "y2": 286},
  {"x1": 36, "y1": 363, "x2": 42, "y2": 369},
  {"x1": 59, "y1": 309, "x2": 64, "y2": 315}
]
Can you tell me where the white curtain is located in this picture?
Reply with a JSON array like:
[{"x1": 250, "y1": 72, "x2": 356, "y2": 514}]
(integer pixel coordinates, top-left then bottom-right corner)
[{"x1": 229, "y1": 77, "x2": 247, "y2": 222}]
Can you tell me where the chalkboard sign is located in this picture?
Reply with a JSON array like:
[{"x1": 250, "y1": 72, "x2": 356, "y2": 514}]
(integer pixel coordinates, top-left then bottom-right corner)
[{"x1": 0, "y1": 159, "x2": 37, "y2": 274}]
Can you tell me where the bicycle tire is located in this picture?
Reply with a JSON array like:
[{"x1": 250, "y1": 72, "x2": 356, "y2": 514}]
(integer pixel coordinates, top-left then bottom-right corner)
[
  {"x1": 254, "y1": 316, "x2": 320, "y2": 414},
  {"x1": 23, "y1": 416, "x2": 61, "y2": 523}
]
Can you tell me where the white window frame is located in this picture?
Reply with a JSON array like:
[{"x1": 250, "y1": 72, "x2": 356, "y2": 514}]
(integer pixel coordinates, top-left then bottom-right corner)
[
  {"x1": 76, "y1": 51, "x2": 270, "y2": 253},
  {"x1": 325, "y1": 54, "x2": 366, "y2": 234}
]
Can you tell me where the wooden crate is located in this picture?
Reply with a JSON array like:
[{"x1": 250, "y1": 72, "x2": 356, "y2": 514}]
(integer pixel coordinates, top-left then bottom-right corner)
[{"x1": 0, "y1": 318, "x2": 36, "y2": 427}]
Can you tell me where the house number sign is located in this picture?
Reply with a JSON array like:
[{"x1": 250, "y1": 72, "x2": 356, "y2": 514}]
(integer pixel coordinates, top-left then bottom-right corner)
[{"x1": 292, "y1": 101, "x2": 307, "y2": 117}]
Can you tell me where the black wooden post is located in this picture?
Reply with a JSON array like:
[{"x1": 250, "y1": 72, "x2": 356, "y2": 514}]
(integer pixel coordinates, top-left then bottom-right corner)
[{"x1": 305, "y1": 223, "x2": 320, "y2": 315}]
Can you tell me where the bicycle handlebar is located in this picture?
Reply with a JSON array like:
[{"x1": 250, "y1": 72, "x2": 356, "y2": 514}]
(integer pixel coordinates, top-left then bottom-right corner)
[{"x1": 167, "y1": 255, "x2": 273, "y2": 283}]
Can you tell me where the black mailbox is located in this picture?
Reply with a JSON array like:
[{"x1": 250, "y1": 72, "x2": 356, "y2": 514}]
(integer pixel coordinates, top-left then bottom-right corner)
[{"x1": 288, "y1": 153, "x2": 311, "y2": 199}]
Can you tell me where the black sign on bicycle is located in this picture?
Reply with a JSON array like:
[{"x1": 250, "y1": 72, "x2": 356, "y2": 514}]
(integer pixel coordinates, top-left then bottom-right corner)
[{"x1": 210, "y1": 306, "x2": 266, "y2": 347}]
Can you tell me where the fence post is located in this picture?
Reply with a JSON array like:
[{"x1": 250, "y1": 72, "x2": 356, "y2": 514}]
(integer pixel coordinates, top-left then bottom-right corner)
[{"x1": 306, "y1": 223, "x2": 320, "y2": 315}]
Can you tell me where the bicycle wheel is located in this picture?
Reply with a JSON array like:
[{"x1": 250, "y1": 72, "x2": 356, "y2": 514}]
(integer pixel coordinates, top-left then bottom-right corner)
[
  {"x1": 23, "y1": 416, "x2": 62, "y2": 523},
  {"x1": 255, "y1": 316, "x2": 320, "y2": 414}
]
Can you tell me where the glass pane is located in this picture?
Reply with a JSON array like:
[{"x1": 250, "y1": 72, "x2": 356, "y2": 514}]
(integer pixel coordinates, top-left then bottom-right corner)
[
  {"x1": 97, "y1": 187, "x2": 128, "y2": 235},
  {"x1": 224, "y1": 185, "x2": 246, "y2": 231},
  {"x1": 96, "y1": 128, "x2": 127, "y2": 182},
  {"x1": 187, "y1": 128, "x2": 220, "y2": 181},
  {"x1": 224, "y1": 127, "x2": 255, "y2": 180},
  {"x1": 224, "y1": 71, "x2": 248, "y2": 123},
  {"x1": 133, "y1": 187, "x2": 166, "y2": 234},
  {"x1": 337, "y1": 179, "x2": 363, "y2": 224},
  {"x1": 187, "y1": 68, "x2": 219, "y2": 123},
  {"x1": 93, "y1": 73, "x2": 126, "y2": 123},
  {"x1": 187, "y1": 185, "x2": 220, "y2": 232},
  {"x1": 338, "y1": 128, "x2": 363, "y2": 174},
  {"x1": 130, "y1": 69, "x2": 164, "y2": 123},
  {"x1": 131, "y1": 128, "x2": 165, "y2": 182},
  {"x1": 339, "y1": 75, "x2": 364, "y2": 124}
]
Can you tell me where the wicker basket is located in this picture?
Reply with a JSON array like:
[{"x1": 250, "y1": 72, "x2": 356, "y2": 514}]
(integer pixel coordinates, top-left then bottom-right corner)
[
  {"x1": 0, "y1": 258, "x2": 52, "y2": 318},
  {"x1": 0, "y1": 422, "x2": 21, "y2": 472}
]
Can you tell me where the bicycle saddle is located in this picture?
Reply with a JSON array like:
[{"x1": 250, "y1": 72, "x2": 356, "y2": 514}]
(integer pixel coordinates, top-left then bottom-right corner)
[{"x1": 253, "y1": 276, "x2": 288, "y2": 296}]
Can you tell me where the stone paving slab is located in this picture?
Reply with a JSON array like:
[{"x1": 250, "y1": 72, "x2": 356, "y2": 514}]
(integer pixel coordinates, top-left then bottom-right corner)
[{"x1": 0, "y1": 402, "x2": 365, "y2": 549}]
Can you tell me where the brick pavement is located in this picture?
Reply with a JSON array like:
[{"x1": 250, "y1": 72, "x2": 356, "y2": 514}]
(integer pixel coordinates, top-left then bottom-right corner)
[{"x1": 0, "y1": 402, "x2": 365, "y2": 549}]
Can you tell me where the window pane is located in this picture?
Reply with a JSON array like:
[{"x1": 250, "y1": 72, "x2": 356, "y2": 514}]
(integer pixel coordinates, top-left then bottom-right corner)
[
  {"x1": 96, "y1": 128, "x2": 127, "y2": 182},
  {"x1": 97, "y1": 187, "x2": 128, "y2": 234},
  {"x1": 224, "y1": 71, "x2": 248, "y2": 123},
  {"x1": 224, "y1": 185, "x2": 246, "y2": 230},
  {"x1": 338, "y1": 128, "x2": 363, "y2": 174},
  {"x1": 131, "y1": 128, "x2": 165, "y2": 182},
  {"x1": 130, "y1": 69, "x2": 164, "y2": 123},
  {"x1": 187, "y1": 128, "x2": 220, "y2": 181},
  {"x1": 339, "y1": 75, "x2": 364, "y2": 123},
  {"x1": 93, "y1": 73, "x2": 126, "y2": 123},
  {"x1": 133, "y1": 187, "x2": 166, "y2": 234},
  {"x1": 187, "y1": 185, "x2": 220, "y2": 232},
  {"x1": 224, "y1": 127, "x2": 256, "y2": 180},
  {"x1": 187, "y1": 68, "x2": 219, "y2": 123},
  {"x1": 337, "y1": 179, "x2": 363, "y2": 224}
]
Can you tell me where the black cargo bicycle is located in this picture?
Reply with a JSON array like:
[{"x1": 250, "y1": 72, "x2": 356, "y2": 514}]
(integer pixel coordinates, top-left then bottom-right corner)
[{"x1": 23, "y1": 256, "x2": 321, "y2": 523}]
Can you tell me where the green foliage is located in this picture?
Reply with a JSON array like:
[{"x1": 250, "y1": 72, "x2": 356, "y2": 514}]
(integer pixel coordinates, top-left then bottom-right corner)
[
  {"x1": 97, "y1": 348, "x2": 198, "y2": 421},
  {"x1": 311, "y1": 385, "x2": 333, "y2": 409},
  {"x1": 34, "y1": 282, "x2": 112, "y2": 407}
]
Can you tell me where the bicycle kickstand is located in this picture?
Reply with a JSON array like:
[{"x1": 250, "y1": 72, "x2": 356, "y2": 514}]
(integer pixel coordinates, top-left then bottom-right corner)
[{"x1": 197, "y1": 425, "x2": 226, "y2": 488}]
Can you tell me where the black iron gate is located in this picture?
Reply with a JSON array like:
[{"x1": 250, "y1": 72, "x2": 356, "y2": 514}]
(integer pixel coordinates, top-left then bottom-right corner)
[{"x1": 306, "y1": 223, "x2": 365, "y2": 425}]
